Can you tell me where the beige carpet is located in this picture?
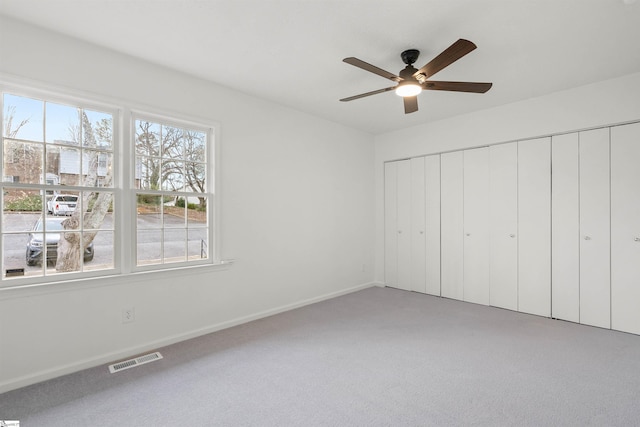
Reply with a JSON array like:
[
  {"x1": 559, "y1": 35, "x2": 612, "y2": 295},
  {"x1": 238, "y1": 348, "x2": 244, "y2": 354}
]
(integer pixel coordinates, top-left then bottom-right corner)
[{"x1": 2, "y1": 286, "x2": 640, "y2": 426}]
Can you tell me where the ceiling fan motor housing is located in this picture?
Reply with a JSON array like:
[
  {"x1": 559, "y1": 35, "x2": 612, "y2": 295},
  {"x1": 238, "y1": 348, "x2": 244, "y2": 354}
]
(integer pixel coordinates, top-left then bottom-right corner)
[{"x1": 401, "y1": 49, "x2": 420, "y2": 65}]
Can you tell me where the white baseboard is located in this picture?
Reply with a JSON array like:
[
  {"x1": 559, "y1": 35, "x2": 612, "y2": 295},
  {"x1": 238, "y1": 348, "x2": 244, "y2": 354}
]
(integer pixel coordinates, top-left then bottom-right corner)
[{"x1": 0, "y1": 281, "x2": 378, "y2": 394}]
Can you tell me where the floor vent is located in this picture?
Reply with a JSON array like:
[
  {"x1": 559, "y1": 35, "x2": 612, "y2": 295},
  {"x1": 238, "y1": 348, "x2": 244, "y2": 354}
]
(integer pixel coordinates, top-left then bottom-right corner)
[{"x1": 108, "y1": 351, "x2": 163, "y2": 373}]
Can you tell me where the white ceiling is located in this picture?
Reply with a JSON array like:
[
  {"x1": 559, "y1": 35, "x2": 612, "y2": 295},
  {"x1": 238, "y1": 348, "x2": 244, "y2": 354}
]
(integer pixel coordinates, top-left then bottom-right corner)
[{"x1": 1, "y1": 0, "x2": 639, "y2": 135}]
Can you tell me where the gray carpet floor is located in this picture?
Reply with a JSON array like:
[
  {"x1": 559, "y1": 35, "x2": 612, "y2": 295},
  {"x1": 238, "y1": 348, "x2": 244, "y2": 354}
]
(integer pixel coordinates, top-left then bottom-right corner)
[{"x1": 2, "y1": 286, "x2": 640, "y2": 426}]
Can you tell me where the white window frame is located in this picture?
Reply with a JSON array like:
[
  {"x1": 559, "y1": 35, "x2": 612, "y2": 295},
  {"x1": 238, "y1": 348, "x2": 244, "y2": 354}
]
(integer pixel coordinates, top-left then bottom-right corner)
[
  {"x1": 129, "y1": 110, "x2": 216, "y2": 272},
  {"x1": 0, "y1": 78, "x2": 223, "y2": 290}
]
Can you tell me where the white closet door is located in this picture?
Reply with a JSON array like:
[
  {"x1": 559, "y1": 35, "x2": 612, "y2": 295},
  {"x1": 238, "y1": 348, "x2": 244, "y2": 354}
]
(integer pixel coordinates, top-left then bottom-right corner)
[
  {"x1": 410, "y1": 157, "x2": 426, "y2": 293},
  {"x1": 551, "y1": 133, "x2": 580, "y2": 323},
  {"x1": 518, "y1": 138, "x2": 551, "y2": 317},
  {"x1": 396, "y1": 160, "x2": 412, "y2": 291},
  {"x1": 611, "y1": 122, "x2": 640, "y2": 334},
  {"x1": 579, "y1": 128, "x2": 610, "y2": 328},
  {"x1": 463, "y1": 148, "x2": 490, "y2": 305},
  {"x1": 489, "y1": 142, "x2": 518, "y2": 311},
  {"x1": 425, "y1": 154, "x2": 441, "y2": 296},
  {"x1": 384, "y1": 162, "x2": 399, "y2": 287},
  {"x1": 441, "y1": 151, "x2": 464, "y2": 300}
]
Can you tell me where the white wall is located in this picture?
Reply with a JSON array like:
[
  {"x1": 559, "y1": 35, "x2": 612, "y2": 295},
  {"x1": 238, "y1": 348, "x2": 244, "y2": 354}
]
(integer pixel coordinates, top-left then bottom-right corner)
[
  {"x1": 374, "y1": 72, "x2": 640, "y2": 283},
  {"x1": 0, "y1": 17, "x2": 375, "y2": 392}
]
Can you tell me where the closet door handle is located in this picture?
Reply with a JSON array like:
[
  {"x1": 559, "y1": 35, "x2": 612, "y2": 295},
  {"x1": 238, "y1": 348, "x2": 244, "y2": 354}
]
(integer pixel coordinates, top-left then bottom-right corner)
[
  {"x1": 584, "y1": 236, "x2": 591, "y2": 241},
  {"x1": 634, "y1": 237, "x2": 640, "y2": 242},
  {"x1": 509, "y1": 234, "x2": 516, "y2": 238}
]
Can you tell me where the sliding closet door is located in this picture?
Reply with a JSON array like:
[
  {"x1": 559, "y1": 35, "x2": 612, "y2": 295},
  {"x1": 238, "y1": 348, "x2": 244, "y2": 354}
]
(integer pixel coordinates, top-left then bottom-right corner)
[
  {"x1": 424, "y1": 154, "x2": 441, "y2": 296},
  {"x1": 384, "y1": 162, "x2": 399, "y2": 287},
  {"x1": 611, "y1": 122, "x2": 640, "y2": 335},
  {"x1": 551, "y1": 133, "x2": 580, "y2": 323},
  {"x1": 396, "y1": 160, "x2": 412, "y2": 291},
  {"x1": 579, "y1": 128, "x2": 610, "y2": 329},
  {"x1": 463, "y1": 147, "x2": 490, "y2": 305},
  {"x1": 489, "y1": 142, "x2": 518, "y2": 311},
  {"x1": 410, "y1": 157, "x2": 427, "y2": 293},
  {"x1": 441, "y1": 151, "x2": 464, "y2": 300},
  {"x1": 385, "y1": 160, "x2": 411, "y2": 291},
  {"x1": 518, "y1": 138, "x2": 551, "y2": 317}
]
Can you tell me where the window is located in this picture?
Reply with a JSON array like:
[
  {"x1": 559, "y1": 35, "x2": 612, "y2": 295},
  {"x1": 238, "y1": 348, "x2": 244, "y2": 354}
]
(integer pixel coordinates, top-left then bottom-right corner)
[
  {"x1": 1, "y1": 87, "x2": 216, "y2": 286},
  {"x1": 133, "y1": 116, "x2": 210, "y2": 267}
]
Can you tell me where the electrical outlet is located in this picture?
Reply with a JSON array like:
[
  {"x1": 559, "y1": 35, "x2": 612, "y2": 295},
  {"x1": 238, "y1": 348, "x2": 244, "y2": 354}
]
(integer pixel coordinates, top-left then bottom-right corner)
[{"x1": 122, "y1": 307, "x2": 135, "y2": 324}]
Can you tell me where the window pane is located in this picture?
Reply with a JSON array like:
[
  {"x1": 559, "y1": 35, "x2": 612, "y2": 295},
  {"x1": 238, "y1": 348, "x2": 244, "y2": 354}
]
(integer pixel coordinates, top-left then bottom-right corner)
[
  {"x1": 137, "y1": 229, "x2": 162, "y2": 265},
  {"x1": 4, "y1": 233, "x2": 34, "y2": 278},
  {"x1": 46, "y1": 228, "x2": 82, "y2": 274},
  {"x1": 83, "y1": 109, "x2": 113, "y2": 149},
  {"x1": 163, "y1": 200, "x2": 185, "y2": 228},
  {"x1": 187, "y1": 196, "x2": 207, "y2": 228},
  {"x1": 84, "y1": 230, "x2": 112, "y2": 271},
  {"x1": 161, "y1": 160, "x2": 184, "y2": 191},
  {"x1": 3, "y1": 189, "x2": 43, "y2": 225},
  {"x1": 137, "y1": 194, "x2": 162, "y2": 229},
  {"x1": 3, "y1": 140, "x2": 43, "y2": 184},
  {"x1": 45, "y1": 102, "x2": 80, "y2": 145},
  {"x1": 162, "y1": 126, "x2": 184, "y2": 160},
  {"x1": 188, "y1": 229, "x2": 208, "y2": 260},
  {"x1": 83, "y1": 191, "x2": 114, "y2": 230},
  {"x1": 3, "y1": 94, "x2": 44, "y2": 142},
  {"x1": 137, "y1": 155, "x2": 160, "y2": 190},
  {"x1": 185, "y1": 162, "x2": 206, "y2": 193},
  {"x1": 83, "y1": 150, "x2": 113, "y2": 187},
  {"x1": 46, "y1": 191, "x2": 79, "y2": 216},
  {"x1": 185, "y1": 130, "x2": 206, "y2": 162},
  {"x1": 135, "y1": 120, "x2": 160, "y2": 156},
  {"x1": 46, "y1": 146, "x2": 87, "y2": 187},
  {"x1": 163, "y1": 228, "x2": 186, "y2": 263}
]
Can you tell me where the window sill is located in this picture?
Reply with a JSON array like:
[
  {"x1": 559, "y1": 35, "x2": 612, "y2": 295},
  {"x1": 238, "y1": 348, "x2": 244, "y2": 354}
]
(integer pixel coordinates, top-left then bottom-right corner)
[{"x1": 0, "y1": 259, "x2": 235, "y2": 300}]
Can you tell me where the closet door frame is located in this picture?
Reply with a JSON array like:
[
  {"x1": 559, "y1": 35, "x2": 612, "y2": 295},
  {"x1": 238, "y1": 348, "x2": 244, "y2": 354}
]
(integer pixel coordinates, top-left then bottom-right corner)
[
  {"x1": 518, "y1": 138, "x2": 551, "y2": 317},
  {"x1": 611, "y1": 123, "x2": 640, "y2": 335},
  {"x1": 463, "y1": 147, "x2": 490, "y2": 305},
  {"x1": 440, "y1": 151, "x2": 464, "y2": 301},
  {"x1": 489, "y1": 142, "x2": 518, "y2": 311},
  {"x1": 551, "y1": 133, "x2": 580, "y2": 323},
  {"x1": 578, "y1": 128, "x2": 611, "y2": 329}
]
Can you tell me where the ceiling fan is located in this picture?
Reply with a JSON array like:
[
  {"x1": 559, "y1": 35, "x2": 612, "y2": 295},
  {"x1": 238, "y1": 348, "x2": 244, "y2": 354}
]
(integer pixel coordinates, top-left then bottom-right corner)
[{"x1": 340, "y1": 39, "x2": 492, "y2": 114}]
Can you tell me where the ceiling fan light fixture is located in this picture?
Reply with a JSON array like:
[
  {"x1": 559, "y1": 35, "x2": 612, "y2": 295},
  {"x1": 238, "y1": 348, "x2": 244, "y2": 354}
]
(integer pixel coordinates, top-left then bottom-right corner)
[{"x1": 395, "y1": 81, "x2": 422, "y2": 97}]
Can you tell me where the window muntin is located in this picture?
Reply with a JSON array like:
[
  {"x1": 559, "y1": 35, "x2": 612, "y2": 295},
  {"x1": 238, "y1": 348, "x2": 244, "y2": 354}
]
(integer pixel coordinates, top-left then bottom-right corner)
[
  {"x1": 1, "y1": 92, "x2": 115, "y2": 280},
  {"x1": 134, "y1": 117, "x2": 210, "y2": 267}
]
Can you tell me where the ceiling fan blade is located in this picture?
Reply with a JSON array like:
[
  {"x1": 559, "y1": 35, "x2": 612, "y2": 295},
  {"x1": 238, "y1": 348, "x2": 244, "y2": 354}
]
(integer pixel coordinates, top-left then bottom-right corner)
[
  {"x1": 422, "y1": 81, "x2": 492, "y2": 93},
  {"x1": 343, "y1": 57, "x2": 401, "y2": 82},
  {"x1": 404, "y1": 96, "x2": 418, "y2": 114},
  {"x1": 340, "y1": 86, "x2": 396, "y2": 102},
  {"x1": 414, "y1": 39, "x2": 477, "y2": 79}
]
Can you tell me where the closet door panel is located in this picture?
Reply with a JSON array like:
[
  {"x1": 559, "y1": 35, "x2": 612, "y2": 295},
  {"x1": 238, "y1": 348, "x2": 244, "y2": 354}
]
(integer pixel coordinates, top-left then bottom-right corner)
[
  {"x1": 384, "y1": 162, "x2": 399, "y2": 287},
  {"x1": 396, "y1": 160, "x2": 412, "y2": 291},
  {"x1": 463, "y1": 148, "x2": 490, "y2": 305},
  {"x1": 441, "y1": 151, "x2": 464, "y2": 300},
  {"x1": 611, "y1": 123, "x2": 640, "y2": 334},
  {"x1": 518, "y1": 138, "x2": 551, "y2": 317},
  {"x1": 410, "y1": 157, "x2": 427, "y2": 293},
  {"x1": 579, "y1": 128, "x2": 610, "y2": 329},
  {"x1": 425, "y1": 154, "x2": 441, "y2": 296},
  {"x1": 489, "y1": 142, "x2": 518, "y2": 311},
  {"x1": 551, "y1": 133, "x2": 580, "y2": 323}
]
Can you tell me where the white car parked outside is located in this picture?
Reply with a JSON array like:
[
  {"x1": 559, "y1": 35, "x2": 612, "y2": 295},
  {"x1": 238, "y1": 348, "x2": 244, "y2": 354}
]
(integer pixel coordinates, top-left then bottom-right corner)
[{"x1": 46, "y1": 194, "x2": 78, "y2": 216}]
